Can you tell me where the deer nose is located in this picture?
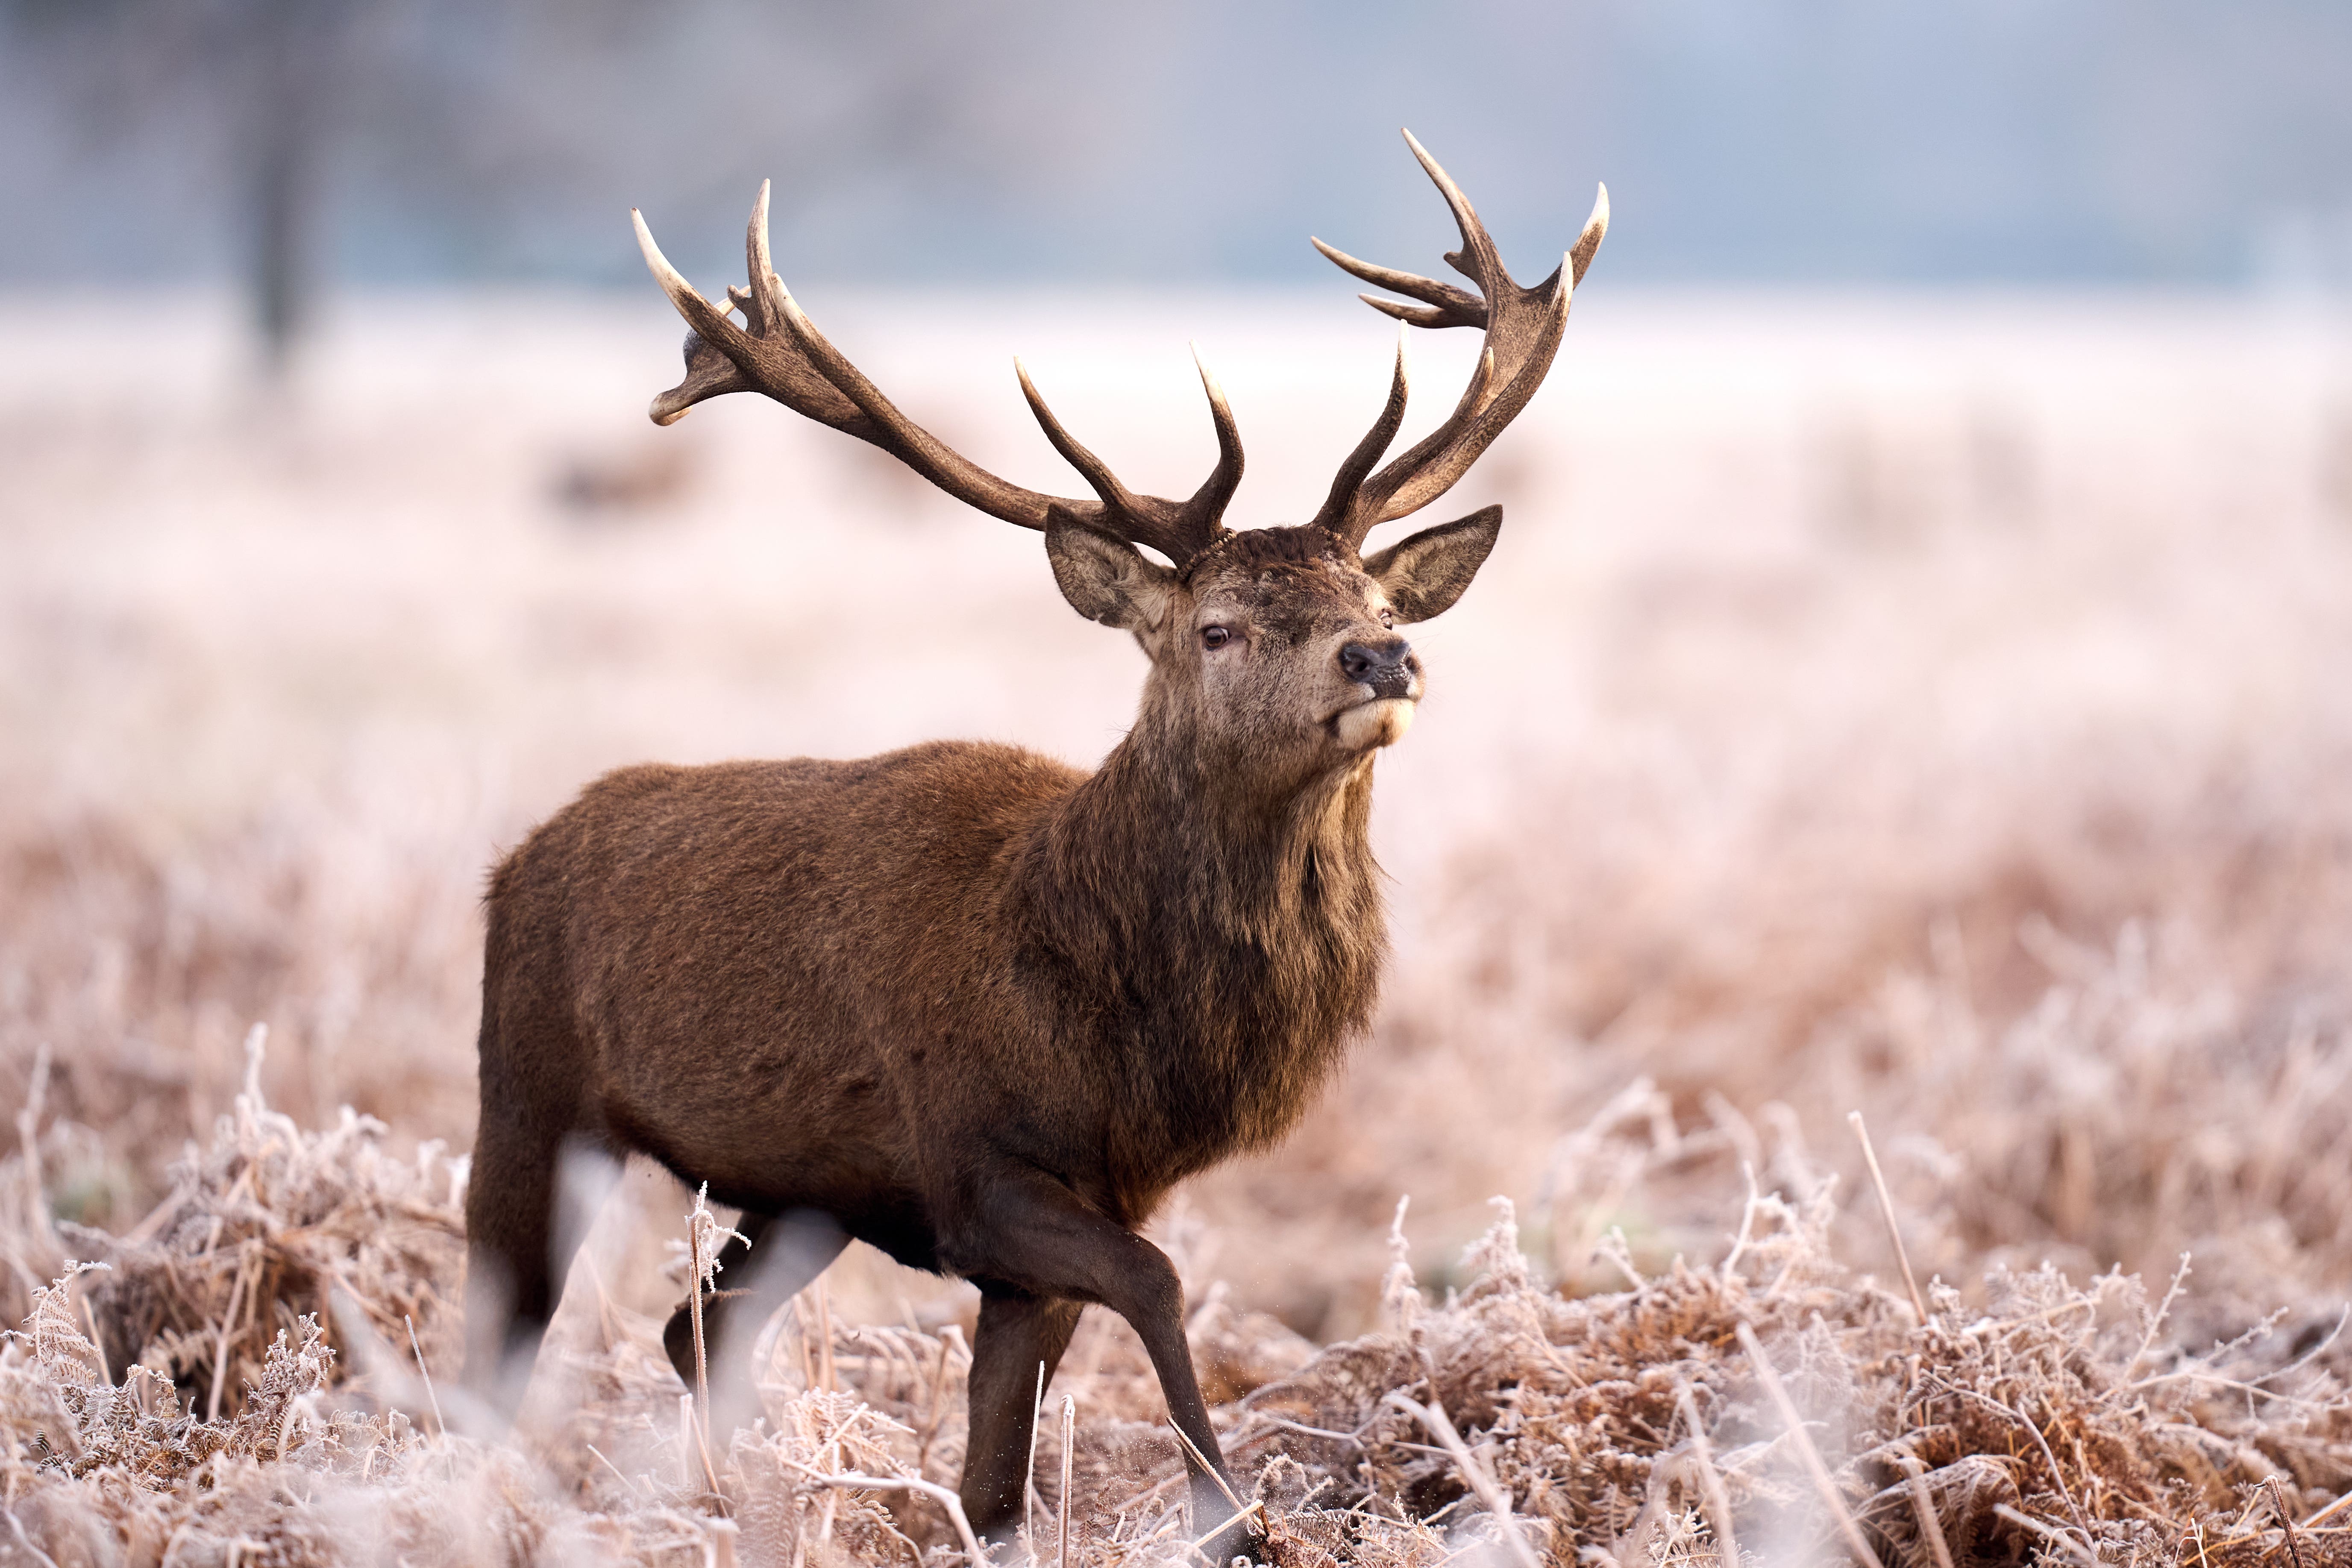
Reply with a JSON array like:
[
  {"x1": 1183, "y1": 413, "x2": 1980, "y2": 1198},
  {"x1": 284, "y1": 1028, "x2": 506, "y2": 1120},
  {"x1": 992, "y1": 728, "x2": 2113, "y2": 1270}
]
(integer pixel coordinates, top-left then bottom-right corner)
[{"x1": 1339, "y1": 637, "x2": 1417, "y2": 698}]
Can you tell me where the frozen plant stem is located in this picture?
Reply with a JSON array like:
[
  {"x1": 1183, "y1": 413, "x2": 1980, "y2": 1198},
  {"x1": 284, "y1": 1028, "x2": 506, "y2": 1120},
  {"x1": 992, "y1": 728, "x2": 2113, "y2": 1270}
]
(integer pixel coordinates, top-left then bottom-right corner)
[
  {"x1": 1848, "y1": 1111, "x2": 1926, "y2": 1321},
  {"x1": 689, "y1": 1189, "x2": 713, "y2": 1477},
  {"x1": 2265, "y1": 1477, "x2": 2309, "y2": 1568},
  {"x1": 684, "y1": 1183, "x2": 739, "y2": 1495},
  {"x1": 1026, "y1": 1358, "x2": 1045, "y2": 1542},
  {"x1": 1924, "y1": 1373, "x2": 2091, "y2": 1539},
  {"x1": 207, "y1": 1257, "x2": 250, "y2": 1425},
  {"x1": 783, "y1": 1464, "x2": 987, "y2": 1567},
  {"x1": 1735, "y1": 1321, "x2": 1881, "y2": 1568},
  {"x1": 81, "y1": 1295, "x2": 110, "y2": 1386},
  {"x1": 1183, "y1": 1500, "x2": 1263, "y2": 1559},
  {"x1": 1897, "y1": 1451, "x2": 1956, "y2": 1568},
  {"x1": 406, "y1": 1313, "x2": 443, "y2": 1437},
  {"x1": 586, "y1": 1443, "x2": 640, "y2": 1499},
  {"x1": 15, "y1": 1044, "x2": 50, "y2": 1247},
  {"x1": 815, "y1": 1277, "x2": 837, "y2": 1392},
  {"x1": 1382, "y1": 1391, "x2": 1542, "y2": 1568},
  {"x1": 1059, "y1": 1393, "x2": 1076, "y2": 1568},
  {"x1": 1675, "y1": 1383, "x2": 1741, "y2": 1568},
  {"x1": 1165, "y1": 1414, "x2": 1263, "y2": 1553},
  {"x1": 5, "y1": 1505, "x2": 64, "y2": 1568},
  {"x1": 1165, "y1": 1416, "x2": 1250, "y2": 1519},
  {"x1": 2128, "y1": 1253, "x2": 2193, "y2": 1373},
  {"x1": 1992, "y1": 1505, "x2": 2097, "y2": 1567}
]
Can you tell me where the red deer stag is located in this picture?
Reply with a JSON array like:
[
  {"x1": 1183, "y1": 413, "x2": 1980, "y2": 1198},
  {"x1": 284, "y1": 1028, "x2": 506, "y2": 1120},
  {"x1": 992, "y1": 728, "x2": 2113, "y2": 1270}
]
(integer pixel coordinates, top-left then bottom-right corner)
[{"x1": 463, "y1": 131, "x2": 1604, "y2": 1555}]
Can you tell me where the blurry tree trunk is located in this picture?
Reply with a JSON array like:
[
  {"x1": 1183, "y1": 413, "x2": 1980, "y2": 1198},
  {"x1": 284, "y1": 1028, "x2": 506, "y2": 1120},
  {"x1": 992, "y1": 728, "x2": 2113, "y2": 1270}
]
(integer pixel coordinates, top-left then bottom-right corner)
[{"x1": 244, "y1": 0, "x2": 333, "y2": 380}]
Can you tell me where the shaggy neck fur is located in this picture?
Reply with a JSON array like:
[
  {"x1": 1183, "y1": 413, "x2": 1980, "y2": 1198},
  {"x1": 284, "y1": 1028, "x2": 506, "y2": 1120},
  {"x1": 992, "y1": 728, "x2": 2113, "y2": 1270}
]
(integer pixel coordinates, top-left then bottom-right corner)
[{"x1": 1013, "y1": 678, "x2": 1387, "y2": 1218}]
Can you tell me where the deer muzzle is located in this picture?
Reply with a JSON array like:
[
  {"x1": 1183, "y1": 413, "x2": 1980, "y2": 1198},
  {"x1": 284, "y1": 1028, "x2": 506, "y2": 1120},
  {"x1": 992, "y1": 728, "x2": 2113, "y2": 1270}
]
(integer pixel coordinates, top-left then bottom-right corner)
[{"x1": 1339, "y1": 637, "x2": 1419, "y2": 700}]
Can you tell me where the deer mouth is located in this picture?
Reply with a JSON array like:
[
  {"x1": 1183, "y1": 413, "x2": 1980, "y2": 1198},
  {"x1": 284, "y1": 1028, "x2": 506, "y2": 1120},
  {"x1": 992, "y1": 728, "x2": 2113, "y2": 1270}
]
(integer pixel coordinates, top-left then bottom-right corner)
[{"x1": 1331, "y1": 696, "x2": 1417, "y2": 751}]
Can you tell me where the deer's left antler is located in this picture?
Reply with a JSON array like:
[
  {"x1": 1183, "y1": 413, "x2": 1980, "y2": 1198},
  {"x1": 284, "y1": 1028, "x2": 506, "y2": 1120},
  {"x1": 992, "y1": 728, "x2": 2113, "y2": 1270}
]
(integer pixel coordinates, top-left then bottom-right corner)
[{"x1": 1309, "y1": 130, "x2": 1608, "y2": 548}]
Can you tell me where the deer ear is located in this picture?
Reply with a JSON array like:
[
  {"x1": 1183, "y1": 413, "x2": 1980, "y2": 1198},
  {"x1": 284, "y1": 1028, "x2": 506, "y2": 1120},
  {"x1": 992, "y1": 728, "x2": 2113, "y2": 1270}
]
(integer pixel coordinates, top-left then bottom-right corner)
[
  {"x1": 1044, "y1": 506, "x2": 1177, "y2": 636},
  {"x1": 1362, "y1": 504, "x2": 1501, "y2": 623}
]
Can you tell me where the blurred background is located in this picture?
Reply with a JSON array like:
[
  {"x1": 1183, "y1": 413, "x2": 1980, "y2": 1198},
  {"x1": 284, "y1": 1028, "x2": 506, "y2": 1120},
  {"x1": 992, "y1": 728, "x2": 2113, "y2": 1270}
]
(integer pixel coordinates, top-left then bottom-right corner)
[
  {"x1": 9, "y1": 2, "x2": 2352, "y2": 359},
  {"x1": 6, "y1": 0, "x2": 2352, "y2": 1345}
]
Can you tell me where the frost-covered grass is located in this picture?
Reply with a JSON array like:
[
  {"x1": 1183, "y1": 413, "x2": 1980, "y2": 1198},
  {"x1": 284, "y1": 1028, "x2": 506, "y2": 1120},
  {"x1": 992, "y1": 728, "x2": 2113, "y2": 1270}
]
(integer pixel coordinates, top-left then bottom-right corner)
[
  {"x1": 3, "y1": 289, "x2": 2351, "y2": 1562},
  {"x1": 6, "y1": 1049, "x2": 2349, "y2": 1566}
]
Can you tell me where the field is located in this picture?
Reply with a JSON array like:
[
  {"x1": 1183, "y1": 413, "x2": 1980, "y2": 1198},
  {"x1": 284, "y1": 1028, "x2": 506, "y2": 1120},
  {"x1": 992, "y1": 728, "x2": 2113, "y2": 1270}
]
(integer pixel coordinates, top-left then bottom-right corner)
[{"x1": 4, "y1": 286, "x2": 2352, "y2": 1565}]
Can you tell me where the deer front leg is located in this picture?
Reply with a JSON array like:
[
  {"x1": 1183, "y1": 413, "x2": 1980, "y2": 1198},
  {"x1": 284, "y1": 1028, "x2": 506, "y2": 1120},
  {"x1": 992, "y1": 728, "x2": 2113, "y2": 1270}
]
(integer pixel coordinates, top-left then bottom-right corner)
[
  {"x1": 962, "y1": 1289, "x2": 1084, "y2": 1546},
  {"x1": 951, "y1": 1172, "x2": 1264, "y2": 1562}
]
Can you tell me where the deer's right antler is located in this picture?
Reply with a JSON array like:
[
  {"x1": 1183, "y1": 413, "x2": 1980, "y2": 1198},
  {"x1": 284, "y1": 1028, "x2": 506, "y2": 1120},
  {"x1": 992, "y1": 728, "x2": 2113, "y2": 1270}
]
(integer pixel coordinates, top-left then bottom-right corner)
[
  {"x1": 1308, "y1": 131, "x2": 1608, "y2": 549},
  {"x1": 634, "y1": 183, "x2": 1238, "y2": 566}
]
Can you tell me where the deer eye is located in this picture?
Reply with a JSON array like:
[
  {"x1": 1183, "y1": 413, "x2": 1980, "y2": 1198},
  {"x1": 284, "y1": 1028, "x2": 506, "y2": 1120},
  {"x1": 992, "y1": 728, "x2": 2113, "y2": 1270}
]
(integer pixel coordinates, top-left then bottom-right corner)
[{"x1": 1201, "y1": 625, "x2": 1233, "y2": 650}]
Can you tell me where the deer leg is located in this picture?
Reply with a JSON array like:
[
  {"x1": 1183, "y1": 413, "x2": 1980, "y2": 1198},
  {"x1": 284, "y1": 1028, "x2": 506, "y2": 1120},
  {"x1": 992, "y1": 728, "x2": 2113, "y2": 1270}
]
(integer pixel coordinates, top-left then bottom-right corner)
[
  {"x1": 663, "y1": 1208, "x2": 849, "y2": 1436},
  {"x1": 462, "y1": 1119, "x2": 605, "y2": 1422},
  {"x1": 961, "y1": 1288, "x2": 1084, "y2": 1547},
  {"x1": 951, "y1": 1174, "x2": 1263, "y2": 1561}
]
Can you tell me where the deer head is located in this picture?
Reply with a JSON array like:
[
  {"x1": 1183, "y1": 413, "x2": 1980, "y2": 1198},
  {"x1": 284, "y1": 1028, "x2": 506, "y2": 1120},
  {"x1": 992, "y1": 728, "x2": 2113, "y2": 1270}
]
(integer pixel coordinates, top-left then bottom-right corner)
[{"x1": 632, "y1": 131, "x2": 1606, "y2": 793}]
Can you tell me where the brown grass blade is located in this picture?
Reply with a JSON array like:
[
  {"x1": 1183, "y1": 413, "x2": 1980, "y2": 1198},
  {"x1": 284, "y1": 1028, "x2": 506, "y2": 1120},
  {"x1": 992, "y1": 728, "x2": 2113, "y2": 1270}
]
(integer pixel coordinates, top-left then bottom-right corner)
[
  {"x1": 1677, "y1": 1383, "x2": 1742, "y2": 1568},
  {"x1": 1848, "y1": 1110, "x2": 1927, "y2": 1322},
  {"x1": 1382, "y1": 1391, "x2": 1543, "y2": 1568},
  {"x1": 1897, "y1": 1451, "x2": 1956, "y2": 1568},
  {"x1": 1735, "y1": 1320, "x2": 1880, "y2": 1568},
  {"x1": 1058, "y1": 1392, "x2": 1076, "y2": 1568}
]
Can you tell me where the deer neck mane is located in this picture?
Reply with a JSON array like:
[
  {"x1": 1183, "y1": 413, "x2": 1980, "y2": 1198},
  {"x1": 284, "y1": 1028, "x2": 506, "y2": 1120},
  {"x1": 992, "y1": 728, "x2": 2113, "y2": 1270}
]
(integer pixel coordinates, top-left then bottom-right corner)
[
  {"x1": 1054, "y1": 696, "x2": 1384, "y2": 945},
  {"x1": 1013, "y1": 690, "x2": 1388, "y2": 1191}
]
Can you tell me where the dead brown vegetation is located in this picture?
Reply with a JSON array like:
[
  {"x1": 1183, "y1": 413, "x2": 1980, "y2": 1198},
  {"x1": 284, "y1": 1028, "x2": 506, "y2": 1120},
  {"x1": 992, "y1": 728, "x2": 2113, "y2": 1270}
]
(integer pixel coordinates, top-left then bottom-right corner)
[
  {"x1": 5, "y1": 291, "x2": 2352, "y2": 1560},
  {"x1": 6, "y1": 1037, "x2": 2350, "y2": 1566}
]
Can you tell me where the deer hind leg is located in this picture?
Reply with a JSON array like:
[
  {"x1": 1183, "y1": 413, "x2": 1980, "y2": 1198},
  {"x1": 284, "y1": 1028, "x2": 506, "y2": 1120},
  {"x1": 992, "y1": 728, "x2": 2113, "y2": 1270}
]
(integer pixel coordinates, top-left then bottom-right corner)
[
  {"x1": 961, "y1": 1288, "x2": 1084, "y2": 1546},
  {"x1": 663, "y1": 1208, "x2": 849, "y2": 1437},
  {"x1": 948, "y1": 1174, "x2": 1262, "y2": 1560},
  {"x1": 461, "y1": 909, "x2": 613, "y2": 1426},
  {"x1": 461, "y1": 1106, "x2": 605, "y2": 1422}
]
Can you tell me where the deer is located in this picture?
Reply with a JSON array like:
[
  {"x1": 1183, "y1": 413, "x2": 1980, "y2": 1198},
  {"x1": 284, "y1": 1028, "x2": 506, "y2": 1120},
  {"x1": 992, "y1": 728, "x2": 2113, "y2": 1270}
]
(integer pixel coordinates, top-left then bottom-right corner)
[{"x1": 461, "y1": 130, "x2": 1604, "y2": 1558}]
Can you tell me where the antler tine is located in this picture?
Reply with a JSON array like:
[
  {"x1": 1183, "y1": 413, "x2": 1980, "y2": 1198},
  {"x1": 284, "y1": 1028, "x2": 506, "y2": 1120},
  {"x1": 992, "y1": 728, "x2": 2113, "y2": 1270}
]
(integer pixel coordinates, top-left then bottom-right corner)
[
  {"x1": 635, "y1": 210, "x2": 756, "y2": 427},
  {"x1": 636, "y1": 204, "x2": 867, "y2": 434},
  {"x1": 642, "y1": 189, "x2": 1072, "y2": 525},
  {"x1": 1355, "y1": 278, "x2": 1566, "y2": 533},
  {"x1": 1015, "y1": 359, "x2": 1147, "y2": 518},
  {"x1": 774, "y1": 290, "x2": 1084, "y2": 531},
  {"x1": 1310, "y1": 329, "x2": 1410, "y2": 536},
  {"x1": 1570, "y1": 183, "x2": 1610, "y2": 288},
  {"x1": 1399, "y1": 128, "x2": 1504, "y2": 291},
  {"x1": 741, "y1": 179, "x2": 788, "y2": 334},
  {"x1": 634, "y1": 208, "x2": 717, "y2": 329},
  {"x1": 1318, "y1": 135, "x2": 1603, "y2": 546},
  {"x1": 1015, "y1": 358, "x2": 1230, "y2": 564},
  {"x1": 1183, "y1": 343, "x2": 1243, "y2": 532},
  {"x1": 1310, "y1": 238, "x2": 1483, "y2": 327},
  {"x1": 639, "y1": 184, "x2": 1246, "y2": 555}
]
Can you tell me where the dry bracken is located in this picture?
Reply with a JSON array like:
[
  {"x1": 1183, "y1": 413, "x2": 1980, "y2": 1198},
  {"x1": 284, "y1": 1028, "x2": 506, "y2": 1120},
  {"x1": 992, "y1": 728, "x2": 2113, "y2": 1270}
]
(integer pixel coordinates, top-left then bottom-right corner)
[{"x1": 6, "y1": 1060, "x2": 2349, "y2": 1567}]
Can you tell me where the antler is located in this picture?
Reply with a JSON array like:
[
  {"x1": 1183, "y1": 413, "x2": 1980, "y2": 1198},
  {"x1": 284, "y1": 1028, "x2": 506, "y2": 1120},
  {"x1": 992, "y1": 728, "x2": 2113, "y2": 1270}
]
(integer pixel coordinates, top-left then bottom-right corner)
[
  {"x1": 1308, "y1": 131, "x2": 1607, "y2": 549},
  {"x1": 633, "y1": 181, "x2": 1239, "y2": 564}
]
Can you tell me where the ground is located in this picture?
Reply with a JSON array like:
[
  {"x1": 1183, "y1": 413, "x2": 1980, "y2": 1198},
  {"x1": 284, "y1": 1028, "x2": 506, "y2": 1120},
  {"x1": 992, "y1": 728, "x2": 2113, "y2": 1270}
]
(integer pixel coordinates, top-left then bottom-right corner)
[{"x1": 3, "y1": 288, "x2": 2350, "y2": 1564}]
